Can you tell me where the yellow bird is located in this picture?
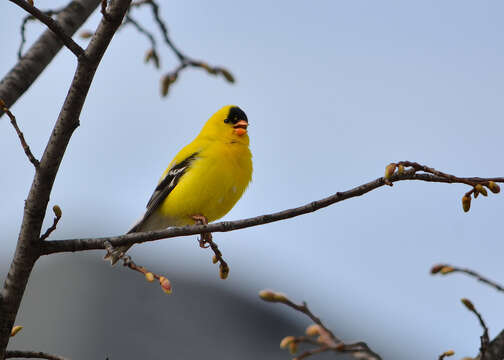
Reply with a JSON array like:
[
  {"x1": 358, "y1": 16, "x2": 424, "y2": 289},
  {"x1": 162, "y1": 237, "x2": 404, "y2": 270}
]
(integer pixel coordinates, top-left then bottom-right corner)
[{"x1": 106, "y1": 105, "x2": 253, "y2": 264}]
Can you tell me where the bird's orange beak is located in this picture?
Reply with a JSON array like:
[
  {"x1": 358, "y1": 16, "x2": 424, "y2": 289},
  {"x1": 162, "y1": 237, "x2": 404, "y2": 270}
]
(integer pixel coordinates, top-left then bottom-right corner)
[{"x1": 233, "y1": 120, "x2": 248, "y2": 136}]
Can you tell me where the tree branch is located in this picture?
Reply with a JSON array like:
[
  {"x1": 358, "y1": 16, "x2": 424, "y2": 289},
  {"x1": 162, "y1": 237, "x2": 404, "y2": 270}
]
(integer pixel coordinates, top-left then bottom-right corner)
[
  {"x1": 5, "y1": 350, "x2": 68, "y2": 360},
  {"x1": 40, "y1": 168, "x2": 504, "y2": 255},
  {"x1": 0, "y1": 0, "x2": 131, "y2": 357},
  {"x1": 431, "y1": 264, "x2": 504, "y2": 293},
  {"x1": 0, "y1": 0, "x2": 101, "y2": 117},
  {"x1": 0, "y1": 99, "x2": 39, "y2": 167},
  {"x1": 8, "y1": 0, "x2": 85, "y2": 58}
]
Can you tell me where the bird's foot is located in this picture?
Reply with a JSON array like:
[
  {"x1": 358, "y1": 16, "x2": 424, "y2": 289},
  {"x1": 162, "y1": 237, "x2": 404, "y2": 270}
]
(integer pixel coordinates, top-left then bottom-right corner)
[{"x1": 192, "y1": 214, "x2": 212, "y2": 248}]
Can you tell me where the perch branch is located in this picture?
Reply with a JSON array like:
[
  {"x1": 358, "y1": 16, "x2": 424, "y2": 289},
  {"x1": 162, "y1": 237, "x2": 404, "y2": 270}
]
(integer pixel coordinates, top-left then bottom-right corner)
[
  {"x1": 40, "y1": 165, "x2": 504, "y2": 255},
  {"x1": 461, "y1": 299, "x2": 490, "y2": 360}
]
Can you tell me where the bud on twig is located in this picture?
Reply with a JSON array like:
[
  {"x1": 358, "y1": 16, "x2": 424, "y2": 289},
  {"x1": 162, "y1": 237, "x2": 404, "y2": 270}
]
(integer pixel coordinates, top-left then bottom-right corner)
[
  {"x1": 159, "y1": 276, "x2": 172, "y2": 294},
  {"x1": 280, "y1": 336, "x2": 295, "y2": 349},
  {"x1": 384, "y1": 163, "x2": 397, "y2": 180},
  {"x1": 461, "y1": 298, "x2": 474, "y2": 311},
  {"x1": 487, "y1": 181, "x2": 500, "y2": 194},
  {"x1": 145, "y1": 272, "x2": 155, "y2": 282},
  {"x1": 462, "y1": 195, "x2": 471, "y2": 212},
  {"x1": 10, "y1": 326, "x2": 23, "y2": 337}
]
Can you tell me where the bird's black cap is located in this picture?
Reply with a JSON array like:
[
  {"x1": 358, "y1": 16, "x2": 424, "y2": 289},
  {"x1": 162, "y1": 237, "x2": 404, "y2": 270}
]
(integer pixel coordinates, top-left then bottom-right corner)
[{"x1": 225, "y1": 106, "x2": 248, "y2": 124}]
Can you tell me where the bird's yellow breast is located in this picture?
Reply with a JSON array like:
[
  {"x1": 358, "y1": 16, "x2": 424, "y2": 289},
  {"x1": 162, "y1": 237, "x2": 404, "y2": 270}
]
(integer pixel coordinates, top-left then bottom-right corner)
[{"x1": 157, "y1": 140, "x2": 252, "y2": 225}]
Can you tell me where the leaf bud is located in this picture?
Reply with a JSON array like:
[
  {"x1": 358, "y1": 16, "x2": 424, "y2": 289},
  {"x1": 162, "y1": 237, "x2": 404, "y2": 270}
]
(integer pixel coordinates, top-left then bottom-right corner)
[
  {"x1": 440, "y1": 266, "x2": 454, "y2": 274},
  {"x1": 10, "y1": 326, "x2": 23, "y2": 337},
  {"x1": 462, "y1": 195, "x2": 471, "y2": 212},
  {"x1": 159, "y1": 276, "x2": 172, "y2": 294},
  {"x1": 145, "y1": 272, "x2": 155, "y2": 282},
  {"x1": 305, "y1": 324, "x2": 321, "y2": 336},
  {"x1": 258, "y1": 289, "x2": 276, "y2": 302},
  {"x1": 461, "y1": 298, "x2": 474, "y2": 311},
  {"x1": 52, "y1": 205, "x2": 62, "y2": 218},
  {"x1": 384, "y1": 163, "x2": 397, "y2": 180},
  {"x1": 487, "y1": 181, "x2": 500, "y2": 194},
  {"x1": 280, "y1": 336, "x2": 295, "y2": 349},
  {"x1": 219, "y1": 264, "x2": 229, "y2": 279}
]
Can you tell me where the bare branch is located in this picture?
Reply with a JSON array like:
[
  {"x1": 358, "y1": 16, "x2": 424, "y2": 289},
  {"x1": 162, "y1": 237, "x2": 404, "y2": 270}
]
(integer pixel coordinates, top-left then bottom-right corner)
[
  {"x1": 40, "y1": 166, "x2": 504, "y2": 255},
  {"x1": 259, "y1": 290, "x2": 381, "y2": 360},
  {"x1": 39, "y1": 206, "x2": 62, "y2": 241},
  {"x1": 461, "y1": 298, "x2": 490, "y2": 360},
  {"x1": 8, "y1": 0, "x2": 85, "y2": 58},
  {"x1": 0, "y1": 0, "x2": 132, "y2": 356},
  {"x1": 437, "y1": 349, "x2": 455, "y2": 360},
  {"x1": 431, "y1": 264, "x2": 504, "y2": 293},
  {"x1": 0, "y1": 99, "x2": 39, "y2": 167},
  {"x1": 5, "y1": 350, "x2": 69, "y2": 360},
  {"x1": 0, "y1": 0, "x2": 101, "y2": 117}
]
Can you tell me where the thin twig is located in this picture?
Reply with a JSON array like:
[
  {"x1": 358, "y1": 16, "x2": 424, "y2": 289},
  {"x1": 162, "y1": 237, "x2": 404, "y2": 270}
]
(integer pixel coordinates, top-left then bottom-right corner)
[
  {"x1": 438, "y1": 350, "x2": 455, "y2": 360},
  {"x1": 431, "y1": 264, "x2": 504, "y2": 293},
  {"x1": 260, "y1": 290, "x2": 381, "y2": 360},
  {"x1": 40, "y1": 165, "x2": 504, "y2": 255},
  {"x1": 39, "y1": 206, "x2": 62, "y2": 241},
  {"x1": 9, "y1": 0, "x2": 85, "y2": 58},
  {"x1": 5, "y1": 350, "x2": 69, "y2": 360},
  {"x1": 17, "y1": 7, "x2": 65, "y2": 59},
  {"x1": 0, "y1": 99, "x2": 39, "y2": 167},
  {"x1": 461, "y1": 298, "x2": 490, "y2": 360},
  {"x1": 104, "y1": 241, "x2": 172, "y2": 294}
]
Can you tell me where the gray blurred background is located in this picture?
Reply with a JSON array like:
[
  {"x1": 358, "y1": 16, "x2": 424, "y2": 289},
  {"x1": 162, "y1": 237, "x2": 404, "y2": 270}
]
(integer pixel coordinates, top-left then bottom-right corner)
[{"x1": 1, "y1": 1, "x2": 504, "y2": 359}]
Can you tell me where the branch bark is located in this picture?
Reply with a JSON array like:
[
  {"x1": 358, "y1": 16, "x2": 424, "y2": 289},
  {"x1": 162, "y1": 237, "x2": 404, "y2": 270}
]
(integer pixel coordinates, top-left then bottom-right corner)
[
  {"x1": 0, "y1": 0, "x2": 100, "y2": 117},
  {"x1": 0, "y1": 0, "x2": 131, "y2": 357}
]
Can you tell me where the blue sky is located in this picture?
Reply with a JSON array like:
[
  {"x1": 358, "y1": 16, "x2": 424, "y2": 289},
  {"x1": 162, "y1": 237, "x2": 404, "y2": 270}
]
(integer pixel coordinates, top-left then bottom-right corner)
[{"x1": 1, "y1": 1, "x2": 504, "y2": 359}]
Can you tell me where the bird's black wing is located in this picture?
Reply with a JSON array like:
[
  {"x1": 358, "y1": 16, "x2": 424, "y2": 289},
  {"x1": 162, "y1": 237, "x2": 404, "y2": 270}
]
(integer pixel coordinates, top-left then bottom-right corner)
[{"x1": 129, "y1": 152, "x2": 198, "y2": 233}]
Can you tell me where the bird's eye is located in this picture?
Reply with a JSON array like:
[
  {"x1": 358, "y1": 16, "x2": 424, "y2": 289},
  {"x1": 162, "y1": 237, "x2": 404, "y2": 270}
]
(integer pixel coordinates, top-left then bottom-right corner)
[{"x1": 224, "y1": 118, "x2": 230, "y2": 123}]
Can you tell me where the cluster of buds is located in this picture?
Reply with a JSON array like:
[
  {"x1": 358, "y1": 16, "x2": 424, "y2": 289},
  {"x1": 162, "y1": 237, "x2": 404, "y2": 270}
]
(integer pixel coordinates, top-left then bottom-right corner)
[
  {"x1": 258, "y1": 289, "x2": 288, "y2": 303},
  {"x1": 199, "y1": 62, "x2": 235, "y2": 83},
  {"x1": 462, "y1": 181, "x2": 500, "y2": 212},
  {"x1": 384, "y1": 162, "x2": 405, "y2": 180},
  {"x1": 144, "y1": 271, "x2": 172, "y2": 294}
]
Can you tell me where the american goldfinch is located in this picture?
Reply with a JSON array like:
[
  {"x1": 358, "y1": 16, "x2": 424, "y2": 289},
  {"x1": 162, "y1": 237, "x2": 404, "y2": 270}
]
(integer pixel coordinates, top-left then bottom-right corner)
[{"x1": 106, "y1": 105, "x2": 252, "y2": 264}]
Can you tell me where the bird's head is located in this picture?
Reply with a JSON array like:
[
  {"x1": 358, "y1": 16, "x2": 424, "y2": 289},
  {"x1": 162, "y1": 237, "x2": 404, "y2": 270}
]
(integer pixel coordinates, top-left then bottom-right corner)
[{"x1": 199, "y1": 105, "x2": 249, "y2": 144}]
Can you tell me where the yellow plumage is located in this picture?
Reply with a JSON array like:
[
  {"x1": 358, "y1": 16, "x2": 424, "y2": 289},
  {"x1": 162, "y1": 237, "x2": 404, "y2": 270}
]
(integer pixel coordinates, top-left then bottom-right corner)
[{"x1": 106, "y1": 105, "x2": 252, "y2": 264}]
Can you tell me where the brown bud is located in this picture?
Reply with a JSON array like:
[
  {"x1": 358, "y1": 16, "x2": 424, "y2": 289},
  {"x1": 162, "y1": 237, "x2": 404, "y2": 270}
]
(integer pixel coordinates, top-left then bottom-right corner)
[
  {"x1": 462, "y1": 195, "x2": 471, "y2": 212},
  {"x1": 384, "y1": 163, "x2": 397, "y2": 180},
  {"x1": 79, "y1": 31, "x2": 93, "y2": 39},
  {"x1": 144, "y1": 49, "x2": 160, "y2": 69},
  {"x1": 27, "y1": 0, "x2": 34, "y2": 6},
  {"x1": 397, "y1": 164, "x2": 404, "y2": 175},
  {"x1": 52, "y1": 205, "x2": 62, "y2": 218},
  {"x1": 145, "y1": 272, "x2": 155, "y2": 282},
  {"x1": 430, "y1": 264, "x2": 445, "y2": 274},
  {"x1": 280, "y1": 336, "x2": 295, "y2": 349},
  {"x1": 219, "y1": 264, "x2": 229, "y2": 279},
  {"x1": 160, "y1": 73, "x2": 177, "y2": 97},
  {"x1": 475, "y1": 184, "x2": 487, "y2": 197},
  {"x1": 10, "y1": 325, "x2": 23, "y2": 337},
  {"x1": 212, "y1": 255, "x2": 218, "y2": 264},
  {"x1": 487, "y1": 181, "x2": 500, "y2": 194},
  {"x1": 461, "y1": 298, "x2": 474, "y2": 311},
  {"x1": 219, "y1": 68, "x2": 235, "y2": 83},
  {"x1": 0, "y1": 99, "x2": 5, "y2": 108}
]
